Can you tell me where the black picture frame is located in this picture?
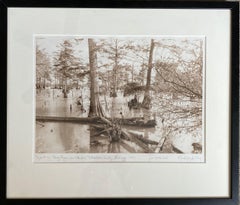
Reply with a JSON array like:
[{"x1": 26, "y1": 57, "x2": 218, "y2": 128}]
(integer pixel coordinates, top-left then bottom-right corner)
[{"x1": 0, "y1": 1, "x2": 239, "y2": 205}]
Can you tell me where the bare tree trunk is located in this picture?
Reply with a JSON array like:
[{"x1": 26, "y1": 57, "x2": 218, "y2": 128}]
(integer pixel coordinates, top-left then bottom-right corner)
[
  {"x1": 142, "y1": 39, "x2": 154, "y2": 109},
  {"x1": 43, "y1": 77, "x2": 46, "y2": 89},
  {"x1": 111, "y1": 40, "x2": 118, "y2": 97},
  {"x1": 88, "y1": 38, "x2": 104, "y2": 117},
  {"x1": 63, "y1": 76, "x2": 68, "y2": 98},
  {"x1": 131, "y1": 64, "x2": 134, "y2": 82},
  {"x1": 140, "y1": 59, "x2": 145, "y2": 86}
]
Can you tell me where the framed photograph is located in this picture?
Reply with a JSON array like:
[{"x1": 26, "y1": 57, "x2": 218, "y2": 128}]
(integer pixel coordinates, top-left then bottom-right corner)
[{"x1": 1, "y1": 0, "x2": 239, "y2": 204}]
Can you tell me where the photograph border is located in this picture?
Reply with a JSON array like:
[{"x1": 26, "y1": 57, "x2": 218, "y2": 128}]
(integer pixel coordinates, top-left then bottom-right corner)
[{"x1": 0, "y1": 1, "x2": 239, "y2": 205}]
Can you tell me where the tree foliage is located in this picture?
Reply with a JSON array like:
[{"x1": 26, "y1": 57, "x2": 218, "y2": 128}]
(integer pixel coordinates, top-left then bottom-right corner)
[
  {"x1": 53, "y1": 40, "x2": 81, "y2": 79},
  {"x1": 36, "y1": 45, "x2": 51, "y2": 88}
]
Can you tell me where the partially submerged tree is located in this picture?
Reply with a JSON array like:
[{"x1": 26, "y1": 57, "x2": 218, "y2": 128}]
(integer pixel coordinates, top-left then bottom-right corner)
[
  {"x1": 124, "y1": 40, "x2": 150, "y2": 87},
  {"x1": 99, "y1": 39, "x2": 127, "y2": 97},
  {"x1": 142, "y1": 39, "x2": 155, "y2": 109},
  {"x1": 88, "y1": 39, "x2": 104, "y2": 117},
  {"x1": 53, "y1": 40, "x2": 81, "y2": 97},
  {"x1": 123, "y1": 82, "x2": 145, "y2": 97}
]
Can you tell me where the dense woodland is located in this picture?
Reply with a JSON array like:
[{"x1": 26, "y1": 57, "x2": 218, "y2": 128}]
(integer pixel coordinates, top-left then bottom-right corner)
[{"x1": 36, "y1": 37, "x2": 203, "y2": 154}]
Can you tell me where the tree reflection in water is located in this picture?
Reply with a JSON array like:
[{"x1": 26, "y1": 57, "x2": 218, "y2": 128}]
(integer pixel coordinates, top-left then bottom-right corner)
[{"x1": 108, "y1": 142, "x2": 121, "y2": 153}]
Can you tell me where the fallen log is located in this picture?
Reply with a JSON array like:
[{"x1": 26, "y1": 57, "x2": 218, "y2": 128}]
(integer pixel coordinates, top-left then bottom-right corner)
[
  {"x1": 36, "y1": 115, "x2": 156, "y2": 127},
  {"x1": 99, "y1": 116, "x2": 131, "y2": 141},
  {"x1": 130, "y1": 136, "x2": 154, "y2": 153},
  {"x1": 90, "y1": 124, "x2": 106, "y2": 131},
  {"x1": 171, "y1": 144, "x2": 184, "y2": 153},
  {"x1": 121, "y1": 119, "x2": 156, "y2": 127},
  {"x1": 90, "y1": 128, "x2": 112, "y2": 138},
  {"x1": 99, "y1": 116, "x2": 153, "y2": 153},
  {"x1": 127, "y1": 131, "x2": 158, "y2": 145},
  {"x1": 155, "y1": 137, "x2": 166, "y2": 153},
  {"x1": 117, "y1": 128, "x2": 132, "y2": 141},
  {"x1": 119, "y1": 140, "x2": 137, "y2": 153},
  {"x1": 36, "y1": 116, "x2": 101, "y2": 123}
]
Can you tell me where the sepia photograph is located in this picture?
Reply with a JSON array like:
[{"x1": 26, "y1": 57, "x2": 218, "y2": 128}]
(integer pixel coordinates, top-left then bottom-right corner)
[{"x1": 35, "y1": 35, "x2": 204, "y2": 162}]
